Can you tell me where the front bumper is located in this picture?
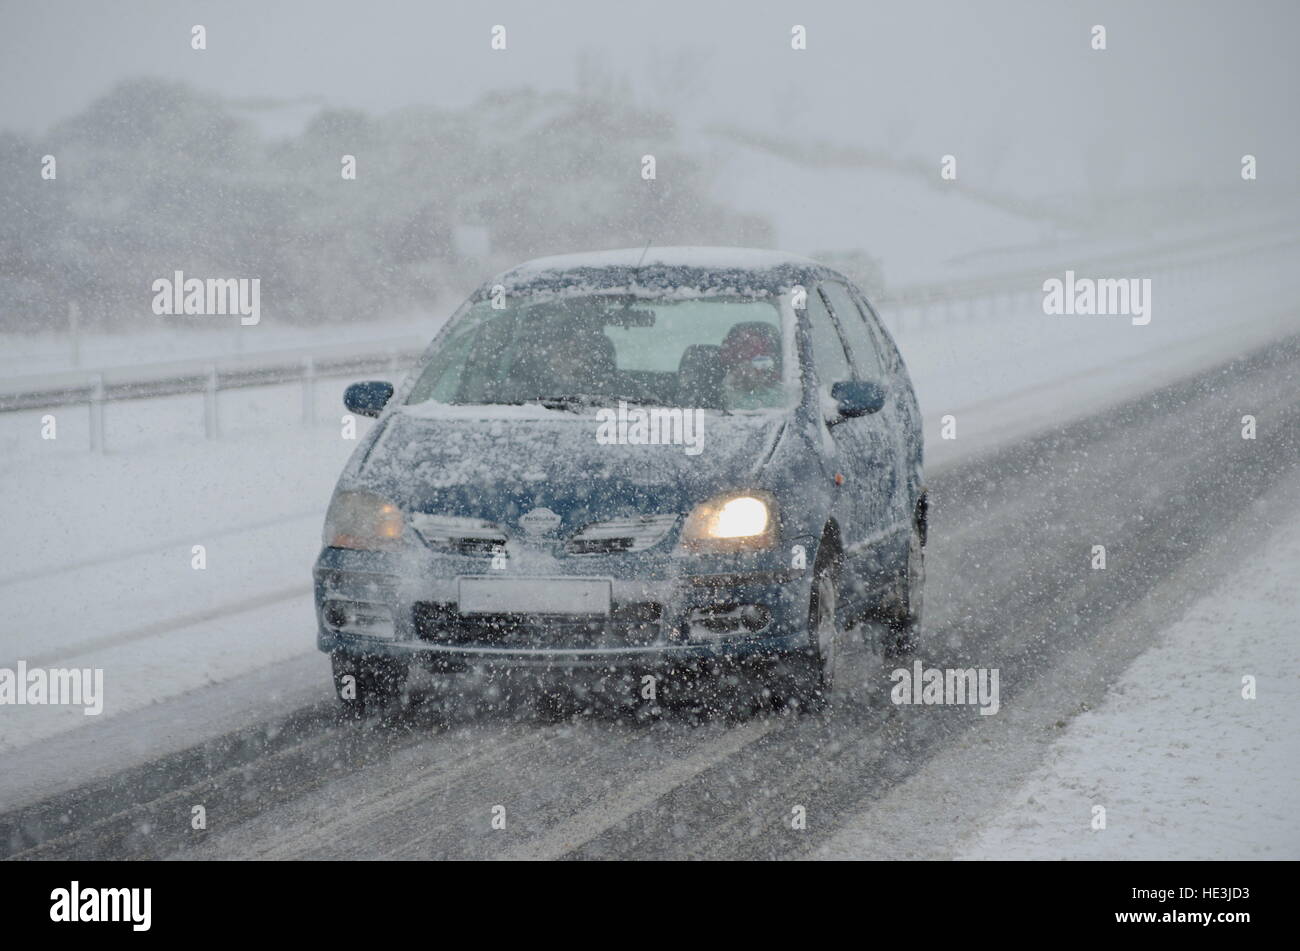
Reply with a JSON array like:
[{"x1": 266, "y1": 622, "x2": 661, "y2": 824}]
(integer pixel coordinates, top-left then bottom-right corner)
[{"x1": 314, "y1": 543, "x2": 815, "y2": 670}]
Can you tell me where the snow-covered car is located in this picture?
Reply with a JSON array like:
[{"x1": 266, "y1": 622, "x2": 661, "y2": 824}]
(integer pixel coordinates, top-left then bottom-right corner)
[{"x1": 314, "y1": 247, "x2": 926, "y2": 712}]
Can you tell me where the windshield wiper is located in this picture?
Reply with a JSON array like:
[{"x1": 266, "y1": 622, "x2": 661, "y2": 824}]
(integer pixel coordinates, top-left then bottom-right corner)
[
  {"x1": 527, "y1": 394, "x2": 598, "y2": 411},
  {"x1": 455, "y1": 394, "x2": 726, "y2": 414},
  {"x1": 446, "y1": 396, "x2": 616, "y2": 411},
  {"x1": 528, "y1": 394, "x2": 660, "y2": 411}
]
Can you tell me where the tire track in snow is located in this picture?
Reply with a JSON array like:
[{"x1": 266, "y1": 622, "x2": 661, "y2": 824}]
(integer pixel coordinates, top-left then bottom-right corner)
[{"x1": 497, "y1": 716, "x2": 779, "y2": 861}]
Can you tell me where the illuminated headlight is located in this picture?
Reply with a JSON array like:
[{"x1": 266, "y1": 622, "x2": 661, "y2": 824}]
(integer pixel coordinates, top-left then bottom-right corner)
[
  {"x1": 681, "y1": 492, "x2": 777, "y2": 551},
  {"x1": 323, "y1": 490, "x2": 404, "y2": 551}
]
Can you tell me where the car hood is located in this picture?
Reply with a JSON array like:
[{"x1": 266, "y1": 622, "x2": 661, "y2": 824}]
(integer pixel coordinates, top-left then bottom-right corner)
[{"x1": 354, "y1": 403, "x2": 792, "y2": 528}]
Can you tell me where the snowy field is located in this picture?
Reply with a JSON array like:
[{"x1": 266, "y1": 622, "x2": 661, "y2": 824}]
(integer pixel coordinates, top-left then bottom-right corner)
[{"x1": 707, "y1": 134, "x2": 1297, "y2": 287}]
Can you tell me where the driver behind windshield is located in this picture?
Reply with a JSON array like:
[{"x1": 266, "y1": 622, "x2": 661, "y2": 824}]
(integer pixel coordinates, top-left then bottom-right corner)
[
  {"x1": 405, "y1": 294, "x2": 793, "y2": 411},
  {"x1": 719, "y1": 321, "x2": 783, "y2": 409}
]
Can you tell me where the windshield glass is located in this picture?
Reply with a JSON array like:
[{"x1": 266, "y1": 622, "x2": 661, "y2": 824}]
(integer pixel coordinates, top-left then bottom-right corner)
[{"x1": 405, "y1": 292, "x2": 794, "y2": 411}]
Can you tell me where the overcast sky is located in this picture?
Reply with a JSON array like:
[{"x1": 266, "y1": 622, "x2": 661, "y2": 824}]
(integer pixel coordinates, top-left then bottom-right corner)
[{"x1": 2, "y1": 0, "x2": 1298, "y2": 193}]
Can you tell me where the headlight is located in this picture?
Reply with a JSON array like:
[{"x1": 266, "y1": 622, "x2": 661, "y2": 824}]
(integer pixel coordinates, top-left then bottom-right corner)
[
  {"x1": 681, "y1": 491, "x2": 777, "y2": 551},
  {"x1": 323, "y1": 490, "x2": 404, "y2": 551}
]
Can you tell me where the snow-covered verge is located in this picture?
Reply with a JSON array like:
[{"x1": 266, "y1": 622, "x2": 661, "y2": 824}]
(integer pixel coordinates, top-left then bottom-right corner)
[
  {"x1": 0, "y1": 424, "x2": 358, "y2": 754},
  {"x1": 958, "y1": 507, "x2": 1300, "y2": 860}
]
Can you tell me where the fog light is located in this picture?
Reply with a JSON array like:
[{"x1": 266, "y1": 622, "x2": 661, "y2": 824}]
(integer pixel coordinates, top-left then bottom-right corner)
[
  {"x1": 322, "y1": 599, "x2": 396, "y2": 639},
  {"x1": 686, "y1": 603, "x2": 772, "y2": 638}
]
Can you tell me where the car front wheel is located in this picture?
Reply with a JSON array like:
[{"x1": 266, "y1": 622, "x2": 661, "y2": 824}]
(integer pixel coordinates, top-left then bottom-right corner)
[{"x1": 773, "y1": 548, "x2": 840, "y2": 712}]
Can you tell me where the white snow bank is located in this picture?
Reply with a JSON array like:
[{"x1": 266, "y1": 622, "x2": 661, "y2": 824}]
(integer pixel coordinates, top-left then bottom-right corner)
[{"x1": 960, "y1": 509, "x2": 1300, "y2": 860}]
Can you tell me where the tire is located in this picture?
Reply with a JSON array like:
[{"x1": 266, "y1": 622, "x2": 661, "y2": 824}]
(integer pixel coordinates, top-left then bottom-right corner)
[
  {"x1": 776, "y1": 546, "x2": 840, "y2": 712},
  {"x1": 883, "y1": 525, "x2": 924, "y2": 658},
  {"x1": 331, "y1": 651, "x2": 409, "y2": 714}
]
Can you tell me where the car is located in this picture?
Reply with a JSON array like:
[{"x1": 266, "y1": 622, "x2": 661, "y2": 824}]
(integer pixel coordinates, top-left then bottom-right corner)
[{"x1": 315, "y1": 247, "x2": 926, "y2": 713}]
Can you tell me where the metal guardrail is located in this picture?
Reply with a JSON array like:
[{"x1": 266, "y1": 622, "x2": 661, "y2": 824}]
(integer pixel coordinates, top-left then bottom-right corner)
[
  {"x1": 869, "y1": 230, "x2": 1300, "y2": 338},
  {"x1": 0, "y1": 347, "x2": 428, "y2": 451},
  {"x1": 0, "y1": 347, "x2": 422, "y2": 413}
]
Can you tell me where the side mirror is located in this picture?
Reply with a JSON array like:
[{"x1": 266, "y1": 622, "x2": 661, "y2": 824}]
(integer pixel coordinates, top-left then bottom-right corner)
[
  {"x1": 344, "y1": 381, "x2": 394, "y2": 418},
  {"x1": 830, "y1": 380, "x2": 887, "y2": 419}
]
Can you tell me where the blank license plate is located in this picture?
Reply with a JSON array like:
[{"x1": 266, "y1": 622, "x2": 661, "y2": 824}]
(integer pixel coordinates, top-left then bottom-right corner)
[{"x1": 457, "y1": 577, "x2": 612, "y2": 616}]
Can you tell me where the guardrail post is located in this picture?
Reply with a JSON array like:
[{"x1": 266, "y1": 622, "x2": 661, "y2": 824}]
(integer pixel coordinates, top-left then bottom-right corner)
[
  {"x1": 205, "y1": 365, "x2": 220, "y2": 439},
  {"x1": 302, "y1": 356, "x2": 316, "y2": 426},
  {"x1": 69, "y1": 300, "x2": 81, "y2": 368},
  {"x1": 88, "y1": 374, "x2": 104, "y2": 453}
]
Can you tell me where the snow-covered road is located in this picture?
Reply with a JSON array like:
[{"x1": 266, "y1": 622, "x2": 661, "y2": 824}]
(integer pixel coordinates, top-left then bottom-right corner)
[{"x1": 3, "y1": 326, "x2": 1297, "y2": 858}]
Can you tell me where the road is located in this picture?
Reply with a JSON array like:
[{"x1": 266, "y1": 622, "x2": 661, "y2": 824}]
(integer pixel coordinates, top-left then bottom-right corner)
[{"x1": 4, "y1": 332, "x2": 1298, "y2": 860}]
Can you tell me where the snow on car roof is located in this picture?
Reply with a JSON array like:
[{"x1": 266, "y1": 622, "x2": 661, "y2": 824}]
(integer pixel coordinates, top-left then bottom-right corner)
[
  {"x1": 512, "y1": 246, "x2": 821, "y2": 273},
  {"x1": 491, "y1": 246, "x2": 837, "y2": 296}
]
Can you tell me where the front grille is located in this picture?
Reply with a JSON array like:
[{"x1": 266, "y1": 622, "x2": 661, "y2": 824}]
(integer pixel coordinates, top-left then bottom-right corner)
[
  {"x1": 451, "y1": 537, "x2": 504, "y2": 556},
  {"x1": 411, "y1": 514, "x2": 506, "y2": 554},
  {"x1": 565, "y1": 514, "x2": 678, "y2": 555},
  {"x1": 414, "y1": 601, "x2": 663, "y2": 649},
  {"x1": 411, "y1": 512, "x2": 680, "y2": 558}
]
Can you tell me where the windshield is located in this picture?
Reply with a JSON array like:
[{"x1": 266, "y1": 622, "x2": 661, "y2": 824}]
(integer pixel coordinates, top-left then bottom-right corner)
[{"x1": 405, "y1": 292, "x2": 795, "y2": 411}]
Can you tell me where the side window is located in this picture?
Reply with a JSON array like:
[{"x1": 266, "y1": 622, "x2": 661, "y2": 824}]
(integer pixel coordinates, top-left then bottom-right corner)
[
  {"x1": 805, "y1": 286, "x2": 853, "y2": 386},
  {"x1": 821, "y1": 282, "x2": 885, "y2": 380},
  {"x1": 852, "y1": 288, "x2": 904, "y2": 375}
]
